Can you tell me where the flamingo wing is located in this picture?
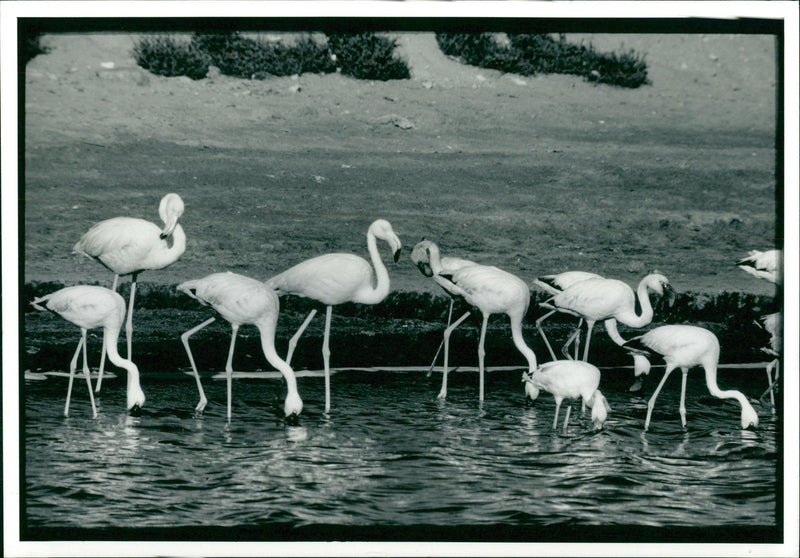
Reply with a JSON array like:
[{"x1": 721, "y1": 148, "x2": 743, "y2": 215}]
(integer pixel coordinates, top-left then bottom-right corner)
[
  {"x1": 74, "y1": 217, "x2": 164, "y2": 275},
  {"x1": 181, "y1": 272, "x2": 276, "y2": 324},
  {"x1": 36, "y1": 286, "x2": 123, "y2": 329},
  {"x1": 266, "y1": 253, "x2": 373, "y2": 306},
  {"x1": 552, "y1": 278, "x2": 631, "y2": 320}
]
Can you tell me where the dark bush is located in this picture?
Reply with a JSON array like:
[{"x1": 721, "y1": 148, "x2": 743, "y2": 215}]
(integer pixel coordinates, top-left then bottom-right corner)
[
  {"x1": 191, "y1": 32, "x2": 336, "y2": 79},
  {"x1": 327, "y1": 33, "x2": 410, "y2": 81},
  {"x1": 20, "y1": 32, "x2": 50, "y2": 66},
  {"x1": 436, "y1": 32, "x2": 650, "y2": 88},
  {"x1": 132, "y1": 36, "x2": 211, "y2": 80}
]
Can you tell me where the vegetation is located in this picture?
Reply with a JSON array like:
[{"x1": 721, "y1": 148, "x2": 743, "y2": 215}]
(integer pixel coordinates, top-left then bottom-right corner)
[
  {"x1": 436, "y1": 32, "x2": 649, "y2": 88},
  {"x1": 21, "y1": 32, "x2": 50, "y2": 66},
  {"x1": 327, "y1": 33, "x2": 410, "y2": 81},
  {"x1": 132, "y1": 36, "x2": 211, "y2": 80}
]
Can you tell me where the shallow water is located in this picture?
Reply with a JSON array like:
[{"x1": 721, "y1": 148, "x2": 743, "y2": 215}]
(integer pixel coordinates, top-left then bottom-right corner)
[{"x1": 22, "y1": 367, "x2": 779, "y2": 540}]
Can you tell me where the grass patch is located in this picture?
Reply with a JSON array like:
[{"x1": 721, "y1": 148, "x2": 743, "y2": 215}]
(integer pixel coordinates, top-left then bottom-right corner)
[
  {"x1": 132, "y1": 35, "x2": 211, "y2": 80},
  {"x1": 326, "y1": 33, "x2": 411, "y2": 80},
  {"x1": 436, "y1": 32, "x2": 649, "y2": 88}
]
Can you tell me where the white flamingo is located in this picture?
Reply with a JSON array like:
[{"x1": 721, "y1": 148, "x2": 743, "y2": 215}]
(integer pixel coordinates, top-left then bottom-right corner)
[
  {"x1": 622, "y1": 325, "x2": 759, "y2": 430},
  {"x1": 410, "y1": 239, "x2": 477, "y2": 375},
  {"x1": 756, "y1": 311, "x2": 782, "y2": 412},
  {"x1": 532, "y1": 271, "x2": 603, "y2": 360},
  {"x1": 177, "y1": 272, "x2": 302, "y2": 420},
  {"x1": 31, "y1": 285, "x2": 146, "y2": 418},
  {"x1": 522, "y1": 360, "x2": 610, "y2": 433},
  {"x1": 74, "y1": 193, "x2": 186, "y2": 391},
  {"x1": 421, "y1": 240, "x2": 538, "y2": 401},
  {"x1": 265, "y1": 219, "x2": 402, "y2": 413},
  {"x1": 737, "y1": 249, "x2": 782, "y2": 284}
]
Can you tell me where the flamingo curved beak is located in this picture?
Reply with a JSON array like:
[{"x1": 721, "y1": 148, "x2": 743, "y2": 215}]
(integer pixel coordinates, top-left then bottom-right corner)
[
  {"x1": 393, "y1": 247, "x2": 402, "y2": 263},
  {"x1": 160, "y1": 215, "x2": 179, "y2": 239},
  {"x1": 416, "y1": 261, "x2": 434, "y2": 277},
  {"x1": 664, "y1": 284, "x2": 677, "y2": 307}
]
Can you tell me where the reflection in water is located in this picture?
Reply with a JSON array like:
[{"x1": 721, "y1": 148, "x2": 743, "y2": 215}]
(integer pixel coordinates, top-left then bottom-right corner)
[{"x1": 22, "y1": 369, "x2": 777, "y2": 530}]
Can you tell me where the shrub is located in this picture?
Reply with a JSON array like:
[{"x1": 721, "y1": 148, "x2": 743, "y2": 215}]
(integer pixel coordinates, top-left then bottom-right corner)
[
  {"x1": 327, "y1": 33, "x2": 410, "y2": 81},
  {"x1": 436, "y1": 32, "x2": 650, "y2": 88},
  {"x1": 132, "y1": 36, "x2": 211, "y2": 80},
  {"x1": 191, "y1": 32, "x2": 336, "y2": 78},
  {"x1": 21, "y1": 32, "x2": 50, "y2": 66}
]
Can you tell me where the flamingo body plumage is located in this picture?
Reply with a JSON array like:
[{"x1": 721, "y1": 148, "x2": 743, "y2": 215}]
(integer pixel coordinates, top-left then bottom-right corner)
[
  {"x1": 737, "y1": 249, "x2": 782, "y2": 284},
  {"x1": 523, "y1": 360, "x2": 610, "y2": 431},
  {"x1": 422, "y1": 241, "x2": 538, "y2": 401},
  {"x1": 623, "y1": 325, "x2": 759, "y2": 430},
  {"x1": 532, "y1": 271, "x2": 604, "y2": 296},
  {"x1": 265, "y1": 219, "x2": 402, "y2": 413},
  {"x1": 73, "y1": 193, "x2": 187, "y2": 373},
  {"x1": 177, "y1": 272, "x2": 302, "y2": 419},
  {"x1": 31, "y1": 285, "x2": 145, "y2": 417}
]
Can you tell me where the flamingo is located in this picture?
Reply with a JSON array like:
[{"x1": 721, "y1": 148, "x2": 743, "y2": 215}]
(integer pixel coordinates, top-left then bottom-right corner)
[
  {"x1": 73, "y1": 193, "x2": 187, "y2": 392},
  {"x1": 736, "y1": 249, "x2": 782, "y2": 284},
  {"x1": 756, "y1": 311, "x2": 782, "y2": 412},
  {"x1": 532, "y1": 271, "x2": 603, "y2": 360},
  {"x1": 30, "y1": 285, "x2": 146, "y2": 418},
  {"x1": 265, "y1": 219, "x2": 402, "y2": 413},
  {"x1": 420, "y1": 240, "x2": 538, "y2": 401},
  {"x1": 622, "y1": 325, "x2": 759, "y2": 430},
  {"x1": 522, "y1": 360, "x2": 610, "y2": 433},
  {"x1": 177, "y1": 272, "x2": 302, "y2": 420},
  {"x1": 410, "y1": 239, "x2": 477, "y2": 375}
]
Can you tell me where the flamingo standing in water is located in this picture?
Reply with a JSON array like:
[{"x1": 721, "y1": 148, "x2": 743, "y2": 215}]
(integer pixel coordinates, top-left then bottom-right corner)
[
  {"x1": 31, "y1": 285, "x2": 146, "y2": 417},
  {"x1": 420, "y1": 240, "x2": 538, "y2": 401},
  {"x1": 756, "y1": 312, "x2": 782, "y2": 410},
  {"x1": 265, "y1": 219, "x2": 402, "y2": 413},
  {"x1": 74, "y1": 193, "x2": 187, "y2": 391},
  {"x1": 532, "y1": 271, "x2": 603, "y2": 360},
  {"x1": 410, "y1": 240, "x2": 477, "y2": 375},
  {"x1": 538, "y1": 272, "x2": 676, "y2": 391},
  {"x1": 177, "y1": 272, "x2": 302, "y2": 420},
  {"x1": 522, "y1": 360, "x2": 610, "y2": 433},
  {"x1": 622, "y1": 325, "x2": 759, "y2": 431}
]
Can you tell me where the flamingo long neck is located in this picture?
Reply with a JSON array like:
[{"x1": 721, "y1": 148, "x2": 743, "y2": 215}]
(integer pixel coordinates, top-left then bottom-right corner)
[
  {"x1": 618, "y1": 279, "x2": 655, "y2": 327},
  {"x1": 257, "y1": 320, "x2": 299, "y2": 396},
  {"x1": 150, "y1": 225, "x2": 187, "y2": 270},
  {"x1": 701, "y1": 361, "x2": 749, "y2": 409},
  {"x1": 103, "y1": 326, "x2": 142, "y2": 393},
  {"x1": 510, "y1": 314, "x2": 538, "y2": 372},
  {"x1": 359, "y1": 230, "x2": 391, "y2": 305}
]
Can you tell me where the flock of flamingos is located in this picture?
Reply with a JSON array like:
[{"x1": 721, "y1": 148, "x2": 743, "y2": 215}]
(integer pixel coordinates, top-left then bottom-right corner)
[{"x1": 30, "y1": 193, "x2": 782, "y2": 433}]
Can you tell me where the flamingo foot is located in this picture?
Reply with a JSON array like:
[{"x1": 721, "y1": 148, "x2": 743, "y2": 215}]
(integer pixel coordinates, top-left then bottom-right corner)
[
  {"x1": 437, "y1": 389, "x2": 447, "y2": 400},
  {"x1": 195, "y1": 397, "x2": 208, "y2": 413}
]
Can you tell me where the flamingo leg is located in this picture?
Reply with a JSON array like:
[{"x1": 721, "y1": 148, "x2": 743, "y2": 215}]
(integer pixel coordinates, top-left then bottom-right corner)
[
  {"x1": 125, "y1": 273, "x2": 139, "y2": 360},
  {"x1": 552, "y1": 397, "x2": 562, "y2": 430},
  {"x1": 760, "y1": 359, "x2": 779, "y2": 413},
  {"x1": 180, "y1": 317, "x2": 215, "y2": 413},
  {"x1": 65, "y1": 333, "x2": 85, "y2": 417},
  {"x1": 645, "y1": 363, "x2": 677, "y2": 431},
  {"x1": 581, "y1": 320, "x2": 596, "y2": 362},
  {"x1": 574, "y1": 319, "x2": 584, "y2": 360},
  {"x1": 535, "y1": 310, "x2": 558, "y2": 361},
  {"x1": 95, "y1": 334, "x2": 107, "y2": 393},
  {"x1": 225, "y1": 324, "x2": 239, "y2": 422},
  {"x1": 428, "y1": 299, "x2": 455, "y2": 376},
  {"x1": 679, "y1": 367, "x2": 689, "y2": 427},
  {"x1": 322, "y1": 306, "x2": 332, "y2": 413},
  {"x1": 560, "y1": 325, "x2": 582, "y2": 360},
  {"x1": 286, "y1": 309, "x2": 317, "y2": 366},
  {"x1": 562, "y1": 405, "x2": 571, "y2": 435},
  {"x1": 439, "y1": 311, "x2": 471, "y2": 399},
  {"x1": 80, "y1": 329, "x2": 98, "y2": 418},
  {"x1": 111, "y1": 274, "x2": 119, "y2": 292},
  {"x1": 477, "y1": 313, "x2": 489, "y2": 401}
]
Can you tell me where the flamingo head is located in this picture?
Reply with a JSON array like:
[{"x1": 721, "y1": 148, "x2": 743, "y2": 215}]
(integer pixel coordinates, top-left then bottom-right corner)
[
  {"x1": 159, "y1": 193, "x2": 185, "y2": 239},
  {"x1": 369, "y1": 219, "x2": 402, "y2": 262},
  {"x1": 284, "y1": 391, "x2": 303, "y2": 420},
  {"x1": 126, "y1": 364, "x2": 146, "y2": 411},
  {"x1": 521, "y1": 371, "x2": 540, "y2": 401},
  {"x1": 411, "y1": 239, "x2": 435, "y2": 277},
  {"x1": 740, "y1": 400, "x2": 759, "y2": 429},
  {"x1": 645, "y1": 272, "x2": 677, "y2": 307},
  {"x1": 589, "y1": 390, "x2": 610, "y2": 430}
]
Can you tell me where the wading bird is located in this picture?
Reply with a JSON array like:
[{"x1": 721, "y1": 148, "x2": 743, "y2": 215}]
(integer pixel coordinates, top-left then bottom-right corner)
[
  {"x1": 31, "y1": 285, "x2": 145, "y2": 418},
  {"x1": 410, "y1": 240, "x2": 477, "y2": 375},
  {"x1": 522, "y1": 360, "x2": 610, "y2": 433},
  {"x1": 756, "y1": 311, "x2": 782, "y2": 412},
  {"x1": 74, "y1": 193, "x2": 186, "y2": 387},
  {"x1": 265, "y1": 219, "x2": 402, "y2": 413},
  {"x1": 737, "y1": 249, "x2": 782, "y2": 284},
  {"x1": 420, "y1": 240, "x2": 538, "y2": 401},
  {"x1": 177, "y1": 272, "x2": 302, "y2": 420},
  {"x1": 532, "y1": 271, "x2": 603, "y2": 360},
  {"x1": 622, "y1": 325, "x2": 759, "y2": 431}
]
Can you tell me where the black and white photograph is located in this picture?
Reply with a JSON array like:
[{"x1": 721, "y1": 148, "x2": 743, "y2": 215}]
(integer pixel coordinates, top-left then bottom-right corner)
[{"x1": 2, "y1": 2, "x2": 798, "y2": 557}]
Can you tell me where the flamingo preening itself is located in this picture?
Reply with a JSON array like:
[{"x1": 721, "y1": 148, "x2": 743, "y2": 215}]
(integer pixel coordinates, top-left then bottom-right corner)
[
  {"x1": 31, "y1": 285, "x2": 146, "y2": 418},
  {"x1": 73, "y1": 193, "x2": 186, "y2": 389},
  {"x1": 419, "y1": 240, "x2": 538, "y2": 401},
  {"x1": 736, "y1": 249, "x2": 782, "y2": 284},
  {"x1": 532, "y1": 271, "x2": 603, "y2": 360},
  {"x1": 522, "y1": 360, "x2": 610, "y2": 433},
  {"x1": 265, "y1": 219, "x2": 402, "y2": 413},
  {"x1": 622, "y1": 325, "x2": 759, "y2": 431},
  {"x1": 177, "y1": 272, "x2": 302, "y2": 420},
  {"x1": 410, "y1": 239, "x2": 478, "y2": 375}
]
